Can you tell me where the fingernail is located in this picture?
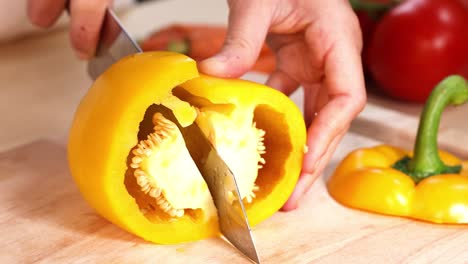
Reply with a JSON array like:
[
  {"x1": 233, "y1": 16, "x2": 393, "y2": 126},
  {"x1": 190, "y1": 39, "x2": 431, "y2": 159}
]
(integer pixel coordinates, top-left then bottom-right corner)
[
  {"x1": 210, "y1": 54, "x2": 229, "y2": 63},
  {"x1": 281, "y1": 188, "x2": 302, "y2": 211},
  {"x1": 201, "y1": 54, "x2": 229, "y2": 67},
  {"x1": 281, "y1": 171, "x2": 317, "y2": 211},
  {"x1": 282, "y1": 200, "x2": 299, "y2": 211},
  {"x1": 76, "y1": 50, "x2": 90, "y2": 60},
  {"x1": 199, "y1": 54, "x2": 231, "y2": 76},
  {"x1": 76, "y1": 48, "x2": 96, "y2": 60}
]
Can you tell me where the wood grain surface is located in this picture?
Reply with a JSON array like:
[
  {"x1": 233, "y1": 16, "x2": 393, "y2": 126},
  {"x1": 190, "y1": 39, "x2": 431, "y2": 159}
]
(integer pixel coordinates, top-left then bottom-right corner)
[{"x1": 1, "y1": 132, "x2": 467, "y2": 264}]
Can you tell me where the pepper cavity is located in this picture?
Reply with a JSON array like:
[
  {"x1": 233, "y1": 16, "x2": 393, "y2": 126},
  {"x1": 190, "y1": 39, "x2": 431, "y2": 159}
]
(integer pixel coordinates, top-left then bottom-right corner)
[{"x1": 128, "y1": 103, "x2": 267, "y2": 220}]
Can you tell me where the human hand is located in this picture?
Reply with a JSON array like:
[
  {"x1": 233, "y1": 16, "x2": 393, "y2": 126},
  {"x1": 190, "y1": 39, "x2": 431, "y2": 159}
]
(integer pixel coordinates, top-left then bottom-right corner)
[
  {"x1": 27, "y1": 0, "x2": 112, "y2": 59},
  {"x1": 199, "y1": 0, "x2": 367, "y2": 210}
]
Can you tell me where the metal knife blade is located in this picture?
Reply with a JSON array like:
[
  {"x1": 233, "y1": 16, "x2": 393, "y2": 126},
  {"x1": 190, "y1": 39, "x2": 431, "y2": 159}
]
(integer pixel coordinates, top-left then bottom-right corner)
[
  {"x1": 86, "y1": 7, "x2": 260, "y2": 263},
  {"x1": 87, "y1": 8, "x2": 142, "y2": 80},
  {"x1": 152, "y1": 105, "x2": 260, "y2": 264}
]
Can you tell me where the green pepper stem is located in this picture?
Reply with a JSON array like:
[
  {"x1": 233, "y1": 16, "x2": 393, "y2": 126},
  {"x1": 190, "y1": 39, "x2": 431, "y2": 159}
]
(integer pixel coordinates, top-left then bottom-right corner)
[
  {"x1": 408, "y1": 75, "x2": 468, "y2": 179},
  {"x1": 349, "y1": 0, "x2": 400, "y2": 12},
  {"x1": 167, "y1": 40, "x2": 190, "y2": 55}
]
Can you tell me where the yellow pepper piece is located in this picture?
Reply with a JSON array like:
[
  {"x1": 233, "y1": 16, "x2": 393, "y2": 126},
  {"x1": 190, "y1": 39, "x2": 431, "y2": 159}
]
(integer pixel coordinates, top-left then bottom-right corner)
[
  {"x1": 328, "y1": 145, "x2": 468, "y2": 223},
  {"x1": 68, "y1": 51, "x2": 306, "y2": 244},
  {"x1": 328, "y1": 75, "x2": 468, "y2": 224}
]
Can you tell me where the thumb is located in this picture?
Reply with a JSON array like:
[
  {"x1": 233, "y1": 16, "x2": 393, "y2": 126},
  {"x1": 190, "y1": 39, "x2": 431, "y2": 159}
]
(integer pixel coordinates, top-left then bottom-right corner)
[{"x1": 198, "y1": 1, "x2": 272, "y2": 78}]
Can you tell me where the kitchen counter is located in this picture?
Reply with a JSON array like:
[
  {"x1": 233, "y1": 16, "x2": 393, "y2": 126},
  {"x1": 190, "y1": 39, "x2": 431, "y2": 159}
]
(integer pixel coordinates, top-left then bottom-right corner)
[{"x1": 0, "y1": 1, "x2": 467, "y2": 263}]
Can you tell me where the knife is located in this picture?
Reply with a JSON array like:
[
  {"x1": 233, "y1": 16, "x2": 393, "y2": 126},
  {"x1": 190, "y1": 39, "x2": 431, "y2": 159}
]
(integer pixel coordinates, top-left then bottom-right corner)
[{"x1": 85, "y1": 7, "x2": 260, "y2": 263}]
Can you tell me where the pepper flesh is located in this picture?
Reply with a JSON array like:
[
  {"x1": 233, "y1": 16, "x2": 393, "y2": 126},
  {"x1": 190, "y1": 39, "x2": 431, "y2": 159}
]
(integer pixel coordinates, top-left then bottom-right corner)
[
  {"x1": 327, "y1": 75, "x2": 468, "y2": 224},
  {"x1": 67, "y1": 51, "x2": 306, "y2": 243}
]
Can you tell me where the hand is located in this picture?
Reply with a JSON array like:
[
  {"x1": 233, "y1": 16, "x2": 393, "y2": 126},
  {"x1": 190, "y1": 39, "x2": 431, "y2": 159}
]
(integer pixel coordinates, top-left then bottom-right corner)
[
  {"x1": 27, "y1": 0, "x2": 112, "y2": 59},
  {"x1": 199, "y1": 0, "x2": 367, "y2": 210}
]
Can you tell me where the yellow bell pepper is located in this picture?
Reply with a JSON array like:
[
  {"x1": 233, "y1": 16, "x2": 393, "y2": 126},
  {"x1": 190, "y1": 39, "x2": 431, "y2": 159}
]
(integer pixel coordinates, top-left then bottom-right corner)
[
  {"x1": 68, "y1": 51, "x2": 306, "y2": 244},
  {"x1": 328, "y1": 75, "x2": 468, "y2": 224}
]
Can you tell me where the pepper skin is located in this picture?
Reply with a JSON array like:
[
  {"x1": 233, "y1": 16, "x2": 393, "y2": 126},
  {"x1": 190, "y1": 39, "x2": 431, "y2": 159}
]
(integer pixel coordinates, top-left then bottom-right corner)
[
  {"x1": 67, "y1": 51, "x2": 306, "y2": 244},
  {"x1": 328, "y1": 145, "x2": 468, "y2": 223},
  {"x1": 327, "y1": 75, "x2": 468, "y2": 224}
]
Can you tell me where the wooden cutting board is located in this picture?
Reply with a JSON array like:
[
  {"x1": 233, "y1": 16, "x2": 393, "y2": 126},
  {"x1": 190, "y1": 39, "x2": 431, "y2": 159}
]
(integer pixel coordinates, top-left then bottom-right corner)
[{"x1": 1, "y1": 131, "x2": 467, "y2": 264}]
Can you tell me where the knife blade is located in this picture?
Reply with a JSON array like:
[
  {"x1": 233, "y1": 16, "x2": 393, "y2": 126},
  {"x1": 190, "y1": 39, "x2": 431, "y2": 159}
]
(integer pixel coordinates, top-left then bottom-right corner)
[
  {"x1": 152, "y1": 105, "x2": 260, "y2": 264},
  {"x1": 87, "y1": 8, "x2": 142, "y2": 80},
  {"x1": 86, "y1": 7, "x2": 260, "y2": 263}
]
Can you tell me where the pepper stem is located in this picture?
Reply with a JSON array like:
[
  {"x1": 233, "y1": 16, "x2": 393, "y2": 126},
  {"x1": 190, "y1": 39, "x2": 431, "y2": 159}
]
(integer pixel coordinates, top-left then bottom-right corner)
[
  {"x1": 167, "y1": 39, "x2": 190, "y2": 55},
  {"x1": 349, "y1": 0, "x2": 400, "y2": 12},
  {"x1": 393, "y1": 75, "x2": 468, "y2": 183}
]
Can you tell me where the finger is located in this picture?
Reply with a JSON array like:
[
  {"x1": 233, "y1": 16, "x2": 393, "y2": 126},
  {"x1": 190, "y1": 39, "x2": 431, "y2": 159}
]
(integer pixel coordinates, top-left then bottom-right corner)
[
  {"x1": 304, "y1": 86, "x2": 329, "y2": 126},
  {"x1": 315, "y1": 86, "x2": 329, "y2": 111},
  {"x1": 28, "y1": 0, "x2": 67, "y2": 28},
  {"x1": 301, "y1": 11, "x2": 366, "y2": 175},
  {"x1": 283, "y1": 16, "x2": 366, "y2": 210},
  {"x1": 302, "y1": 83, "x2": 321, "y2": 126},
  {"x1": 282, "y1": 5, "x2": 366, "y2": 211},
  {"x1": 281, "y1": 127, "x2": 346, "y2": 211},
  {"x1": 69, "y1": 0, "x2": 111, "y2": 59},
  {"x1": 198, "y1": 0, "x2": 273, "y2": 78},
  {"x1": 265, "y1": 70, "x2": 299, "y2": 96},
  {"x1": 283, "y1": 33, "x2": 365, "y2": 211},
  {"x1": 300, "y1": 75, "x2": 365, "y2": 191}
]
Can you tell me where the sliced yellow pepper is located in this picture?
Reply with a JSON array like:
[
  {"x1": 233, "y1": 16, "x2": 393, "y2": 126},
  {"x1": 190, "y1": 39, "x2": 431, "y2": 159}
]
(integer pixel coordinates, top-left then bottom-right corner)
[
  {"x1": 328, "y1": 75, "x2": 468, "y2": 224},
  {"x1": 68, "y1": 52, "x2": 306, "y2": 243}
]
